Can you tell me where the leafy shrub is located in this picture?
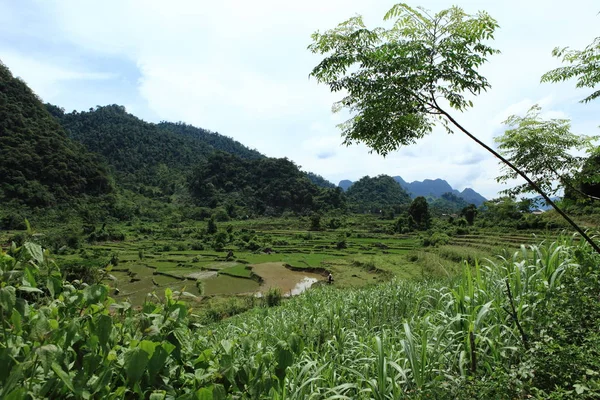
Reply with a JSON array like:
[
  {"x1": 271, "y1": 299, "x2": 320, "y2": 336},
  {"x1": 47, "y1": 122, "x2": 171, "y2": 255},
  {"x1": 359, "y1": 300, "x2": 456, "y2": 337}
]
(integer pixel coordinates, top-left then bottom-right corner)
[
  {"x1": 87, "y1": 227, "x2": 125, "y2": 243},
  {"x1": 191, "y1": 242, "x2": 205, "y2": 251},
  {"x1": 264, "y1": 287, "x2": 282, "y2": 307},
  {"x1": 213, "y1": 207, "x2": 230, "y2": 222},
  {"x1": 421, "y1": 232, "x2": 450, "y2": 247},
  {"x1": 309, "y1": 213, "x2": 322, "y2": 231},
  {"x1": 246, "y1": 240, "x2": 261, "y2": 252},
  {"x1": 207, "y1": 217, "x2": 218, "y2": 235},
  {"x1": 327, "y1": 217, "x2": 343, "y2": 229},
  {"x1": 527, "y1": 266, "x2": 600, "y2": 398}
]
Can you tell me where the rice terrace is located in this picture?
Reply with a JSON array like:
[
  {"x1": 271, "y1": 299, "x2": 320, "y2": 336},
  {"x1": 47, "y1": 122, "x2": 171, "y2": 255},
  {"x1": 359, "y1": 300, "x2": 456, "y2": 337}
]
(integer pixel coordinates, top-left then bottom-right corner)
[{"x1": 1, "y1": 1, "x2": 600, "y2": 399}]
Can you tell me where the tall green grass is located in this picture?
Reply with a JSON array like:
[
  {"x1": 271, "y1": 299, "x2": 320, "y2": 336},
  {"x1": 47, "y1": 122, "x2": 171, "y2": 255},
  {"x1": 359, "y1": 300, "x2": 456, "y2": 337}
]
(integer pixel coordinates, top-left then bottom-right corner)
[{"x1": 0, "y1": 234, "x2": 596, "y2": 398}]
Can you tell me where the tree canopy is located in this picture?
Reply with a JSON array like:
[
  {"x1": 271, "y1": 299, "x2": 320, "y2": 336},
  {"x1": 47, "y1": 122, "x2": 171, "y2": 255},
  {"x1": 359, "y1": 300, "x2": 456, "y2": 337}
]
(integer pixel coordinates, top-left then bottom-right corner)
[
  {"x1": 345, "y1": 175, "x2": 411, "y2": 213},
  {"x1": 0, "y1": 62, "x2": 112, "y2": 207},
  {"x1": 189, "y1": 152, "x2": 346, "y2": 216},
  {"x1": 309, "y1": 4, "x2": 499, "y2": 155},
  {"x1": 541, "y1": 36, "x2": 600, "y2": 103},
  {"x1": 309, "y1": 3, "x2": 600, "y2": 254},
  {"x1": 495, "y1": 105, "x2": 597, "y2": 198}
]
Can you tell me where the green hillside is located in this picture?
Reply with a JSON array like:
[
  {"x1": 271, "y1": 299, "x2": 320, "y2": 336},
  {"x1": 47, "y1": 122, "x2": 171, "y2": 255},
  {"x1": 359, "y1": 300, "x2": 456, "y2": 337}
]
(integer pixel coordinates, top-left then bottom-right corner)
[
  {"x1": 0, "y1": 62, "x2": 111, "y2": 208},
  {"x1": 346, "y1": 175, "x2": 411, "y2": 213},
  {"x1": 189, "y1": 152, "x2": 346, "y2": 216},
  {"x1": 156, "y1": 121, "x2": 263, "y2": 160}
]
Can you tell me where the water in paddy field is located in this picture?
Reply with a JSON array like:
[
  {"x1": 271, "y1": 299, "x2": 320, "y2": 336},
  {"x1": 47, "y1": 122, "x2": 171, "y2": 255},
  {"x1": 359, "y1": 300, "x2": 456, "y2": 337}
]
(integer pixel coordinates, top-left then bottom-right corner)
[
  {"x1": 289, "y1": 277, "x2": 319, "y2": 296},
  {"x1": 251, "y1": 262, "x2": 324, "y2": 297}
]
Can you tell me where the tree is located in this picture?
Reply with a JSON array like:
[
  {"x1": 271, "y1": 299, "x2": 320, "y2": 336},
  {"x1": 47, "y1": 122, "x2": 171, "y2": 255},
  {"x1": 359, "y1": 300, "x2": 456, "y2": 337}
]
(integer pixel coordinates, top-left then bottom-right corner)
[
  {"x1": 408, "y1": 196, "x2": 431, "y2": 230},
  {"x1": 207, "y1": 216, "x2": 218, "y2": 235},
  {"x1": 309, "y1": 213, "x2": 322, "y2": 231},
  {"x1": 495, "y1": 105, "x2": 597, "y2": 200},
  {"x1": 309, "y1": 3, "x2": 600, "y2": 254},
  {"x1": 541, "y1": 36, "x2": 600, "y2": 103},
  {"x1": 461, "y1": 204, "x2": 478, "y2": 226}
]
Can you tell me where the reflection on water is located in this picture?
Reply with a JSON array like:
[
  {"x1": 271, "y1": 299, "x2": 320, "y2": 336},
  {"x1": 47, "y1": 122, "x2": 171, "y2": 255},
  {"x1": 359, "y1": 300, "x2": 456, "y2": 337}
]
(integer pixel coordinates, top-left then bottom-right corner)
[{"x1": 289, "y1": 277, "x2": 318, "y2": 296}]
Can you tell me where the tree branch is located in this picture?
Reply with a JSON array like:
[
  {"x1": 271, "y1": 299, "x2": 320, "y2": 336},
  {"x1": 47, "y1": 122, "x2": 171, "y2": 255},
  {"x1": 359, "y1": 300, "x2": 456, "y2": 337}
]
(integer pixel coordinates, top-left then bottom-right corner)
[{"x1": 432, "y1": 98, "x2": 600, "y2": 255}]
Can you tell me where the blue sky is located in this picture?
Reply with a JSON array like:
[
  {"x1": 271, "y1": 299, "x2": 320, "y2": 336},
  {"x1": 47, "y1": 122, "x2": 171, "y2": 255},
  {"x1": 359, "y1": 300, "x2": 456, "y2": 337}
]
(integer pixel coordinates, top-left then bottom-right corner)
[{"x1": 1, "y1": 0, "x2": 599, "y2": 199}]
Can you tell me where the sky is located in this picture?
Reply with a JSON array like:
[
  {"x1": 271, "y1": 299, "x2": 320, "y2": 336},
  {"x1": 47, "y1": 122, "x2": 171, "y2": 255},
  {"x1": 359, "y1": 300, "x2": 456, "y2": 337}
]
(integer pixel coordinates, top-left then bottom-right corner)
[{"x1": 1, "y1": 0, "x2": 599, "y2": 199}]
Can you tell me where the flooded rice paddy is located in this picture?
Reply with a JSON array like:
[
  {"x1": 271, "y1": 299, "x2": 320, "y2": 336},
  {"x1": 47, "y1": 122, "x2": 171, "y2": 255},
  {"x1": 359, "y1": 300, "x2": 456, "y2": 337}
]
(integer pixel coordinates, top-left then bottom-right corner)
[{"x1": 106, "y1": 260, "x2": 324, "y2": 304}]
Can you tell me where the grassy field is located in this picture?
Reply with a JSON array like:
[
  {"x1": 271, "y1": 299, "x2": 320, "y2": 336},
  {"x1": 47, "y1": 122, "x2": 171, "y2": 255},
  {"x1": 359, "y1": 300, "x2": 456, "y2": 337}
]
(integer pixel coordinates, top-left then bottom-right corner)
[
  {"x1": 0, "y1": 215, "x2": 554, "y2": 310},
  {"x1": 2, "y1": 216, "x2": 597, "y2": 398}
]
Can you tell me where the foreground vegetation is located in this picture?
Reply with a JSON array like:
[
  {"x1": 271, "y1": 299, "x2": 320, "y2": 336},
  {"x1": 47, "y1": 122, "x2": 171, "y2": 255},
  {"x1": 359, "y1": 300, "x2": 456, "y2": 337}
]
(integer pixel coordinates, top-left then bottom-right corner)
[{"x1": 1, "y1": 229, "x2": 598, "y2": 398}]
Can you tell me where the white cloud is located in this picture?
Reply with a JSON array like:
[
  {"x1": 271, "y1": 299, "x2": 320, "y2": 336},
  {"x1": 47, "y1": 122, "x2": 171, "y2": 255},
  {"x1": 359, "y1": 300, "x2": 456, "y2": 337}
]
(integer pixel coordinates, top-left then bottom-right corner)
[
  {"x1": 0, "y1": 51, "x2": 115, "y2": 98},
  {"x1": 2, "y1": 0, "x2": 599, "y2": 199}
]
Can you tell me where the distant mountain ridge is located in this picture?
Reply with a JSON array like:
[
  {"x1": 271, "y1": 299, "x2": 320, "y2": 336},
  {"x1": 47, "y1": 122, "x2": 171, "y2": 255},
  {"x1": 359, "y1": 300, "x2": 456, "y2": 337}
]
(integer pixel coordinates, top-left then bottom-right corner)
[{"x1": 338, "y1": 176, "x2": 487, "y2": 206}]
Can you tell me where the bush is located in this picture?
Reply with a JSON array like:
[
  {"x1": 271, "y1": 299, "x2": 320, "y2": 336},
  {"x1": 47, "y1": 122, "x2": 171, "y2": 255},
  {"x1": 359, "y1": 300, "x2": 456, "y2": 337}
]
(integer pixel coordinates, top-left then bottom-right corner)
[
  {"x1": 421, "y1": 232, "x2": 450, "y2": 247},
  {"x1": 213, "y1": 207, "x2": 230, "y2": 222},
  {"x1": 207, "y1": 217, "x2": 218, "y2": 235},
  {"x1": 309, "y1": 213, "x2": 322, "y2": 231},
  {"x1": 264, "y1": 287, "x2": 282, "y2": 307},
  {"x1": 527, "y1": 266, "x2": 600, "y2": 398},
  {"x1": 191, "y1": 242, "x2": 205, "y2": 251},
  {"x1": 327, "y1": 217, "x2": 343, "y2": 229}
]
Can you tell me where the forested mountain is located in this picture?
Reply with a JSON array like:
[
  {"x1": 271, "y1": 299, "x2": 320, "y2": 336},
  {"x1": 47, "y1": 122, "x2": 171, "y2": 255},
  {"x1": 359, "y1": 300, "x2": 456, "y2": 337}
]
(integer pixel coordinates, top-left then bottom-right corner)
[
  {"x1": 157, "y1": 121, "x2": 263, "y2": 160},
  {"x1": 305, "y1": 172, "x2": 337, "y2": 189},
  {"x1": 339, "y1": 176, "x2": 487, "y2": 206},
  {"x1": 428, "y1": 192, "x2": 470, "y2": 215},
  {"x1": 190, "y1": 152, "x2": 346, "y2": 216},
  {"x1": 345, "y1": 175, "x2": 411, "y2": 213},
  {"x1": 48, "y1": 105, "x2": 332, "y2": 197},
  {"x1": 0, "y1": 62, "x2": 111, "y2": 207},
  {"x1": 46, "y1": 105, "x2": 218, "y2": 189},
  {"x1": 338, "y1": 180, "x2": 353, "y2": 191},
  {"x1": 397, "y1": 177, "x2": 453, "y2": 198},
  {"x1": 458, "y1": 188, "x2": 486, "y2": 206}
]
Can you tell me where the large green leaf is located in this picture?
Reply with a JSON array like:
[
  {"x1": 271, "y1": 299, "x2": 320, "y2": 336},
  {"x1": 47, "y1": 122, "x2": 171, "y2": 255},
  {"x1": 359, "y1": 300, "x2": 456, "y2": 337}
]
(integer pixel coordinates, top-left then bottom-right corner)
[
  {"x1": 0, "y1": 286, "x2": 16, "y2": 314},
  {"x1": 275, "y1": 343, "x2": 294, "y2": 383},
  {"x1": 95, "y1": 314, "x2": 113, "y2": 351},
  {"x1": 37, "y1": 344, "x2": 61, "y2": 374},
  {"x1": 10, "y1": 309, "x2": 21, "y2": 335},
  {"x1": 51, "y1": 362, "x2": 76, "y2": 393},
  {"x1": 83, "y1": 284, "x2": 108, "y2": 305},
  {"x1": 195, "y1": 387, "x2": 213, "y2": 400},
  {"x1": 24, "y1": 242, "x2": 44, "y2": 265},
  {"x1": 148, "y1": 342, "x2": 174, "y2": 382},
  {"x1": 3, "y1": 387, "x2": 26, "y2": 400},
  {"x1": 124, "y1": 347, "x2": 150, "y2": 385}
]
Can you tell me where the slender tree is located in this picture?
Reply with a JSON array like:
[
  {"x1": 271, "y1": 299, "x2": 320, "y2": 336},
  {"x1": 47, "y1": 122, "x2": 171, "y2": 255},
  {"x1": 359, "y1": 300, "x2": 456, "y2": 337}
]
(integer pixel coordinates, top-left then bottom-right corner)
[
  {"x1": 495, "y1": 105, "x2": 598, "y2": 201},
  {"x1": 309, "y1": 4, "x2": 600, "y2": 253}
]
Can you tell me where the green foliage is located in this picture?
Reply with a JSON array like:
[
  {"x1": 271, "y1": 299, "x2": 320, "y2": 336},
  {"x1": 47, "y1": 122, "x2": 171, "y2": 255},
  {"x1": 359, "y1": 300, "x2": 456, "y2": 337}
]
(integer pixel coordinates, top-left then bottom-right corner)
[
  {"x1": 461, "y1": 204, "x2": 478, "y2": 226},
  {"x1": 264, "y1": 287, "x2": 282, "y2": 307},
  {"x1": 0, "y1": 62, "x2": 112, "y2": 207},
  {"x1": 305, "y1": 171, "x2": 336, "y2": 188},
  {"x1": 564, "y1": 150, "x2": 600, "y2": 204},
  {"x1": 190, "y1": 152, "x2": 345, "y2": 215},
  {"x1": 528, "y1": 264, "x2": 600, "y2": 398},
  {"x1": 1, "y1": 232, "x2": 597, "y2": 398},
  {"x1": 309, "y1": 213, "x2": 322, "y2": 231},
  {"x1": 496, "y1": 105, "x2": 597, "y2": 198},
  {"x1": 207, "y1": 217, "x2": 218, "y2": 235},
  {"x1": 541, "y1": 36, "x2": 600, "y2": 103},
  {"x1": 309, "y1": 4, "x2": 499, "y2": 155},
  {"x1": 421, "y1": 231, "x2": 450, "y2": 247},
  {"x1": 408, "y1": 196, "x2": 431, "y2": 230},
  {"x1": 346, "y1": 175, "x2": 411, "y2": 213},
  {"x1": 429, "y1": 192, "x2": 470, "y2": 216}
]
